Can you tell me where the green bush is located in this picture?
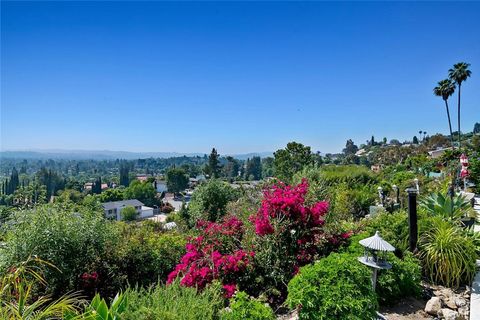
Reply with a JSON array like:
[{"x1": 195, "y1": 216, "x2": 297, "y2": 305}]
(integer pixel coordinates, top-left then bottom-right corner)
[
  {"x1": 0, "y1": 205, "x2": 117, "y2": 297},
  {"x1": 121, "y1": 205, "x2": 138, "y2": 221},
  {"x1": 0, "y1": 205, "x2": 187, "y2": 299},
  {"x1": 120, "y1": 281, "x2": 224, "y2": 320},
  {"x1": 419, "y1": 218, "x2": 477, "y2": 288},
  {"x1": 220, "y1": 291, "x2": 275, "y2": 320},
  {"x1": 286, "y1": 253, "x2": 378, "y2": 320},
  {"x1": 318, "y1": 165, "x2": 378, "y2": 187},
  {"x1": 376, "y1": 252, "x2": 422, "y2": 306},
  {"x1": 362, "y1": 210, "x2": 410, "y2": 252},
  {"x1": 330, "y1": 183, "x2": 376, "y2": 220},
  {"x1": 109, "y1": 224, "x2": 186, "y2": 289}
]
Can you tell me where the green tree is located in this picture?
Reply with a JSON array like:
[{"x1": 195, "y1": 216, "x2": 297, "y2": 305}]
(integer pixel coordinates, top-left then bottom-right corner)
[
  {"x1": 448, "y1": 62, "x2": 472, "y2": 147},
  {"x1": 261, "y1": 157, "x2": 275, "y2": 178},
  {"x1": 207, "y1": 148, "x2": 221, "y2": 178},
  {"x1": 412, "y1": 136, "x2": 419, "y2": 144},
  {"x1": 188, "y1": 179, "x2": 238, "y2": 223},
  {"x1": 273, "y1": 142, "x2": 313, "y2": 182},
  {"x1": 342, "y1": 139, "x2": 358, "y2": 156},
  {"x1": 223, "y1": 156, "x2": 240, "y2": 179},
  {"x1": 99, "y1": 188, "x2": 125, "y2": 202},
  {"x1": 166, "y1": 167, "x2": 189, "y2": 194},
  {"x1": 474, "y1": 122, "x2": 480, "y2": 134},
  {"x1": 121, "y1": 205, "x2": 138, "y2": 221},
  {"x1": 119, "y1": 161, "x2": 130, "y2": 187},
  {"x1": 124, "y1": 180, "x2": 157, "y2": 207},
  {"x1": 433, "y1": 79, "x2": 456, "y2": 147},
  {"x1": 245, "y1": 156, "x2": 262, "y2": 180}
]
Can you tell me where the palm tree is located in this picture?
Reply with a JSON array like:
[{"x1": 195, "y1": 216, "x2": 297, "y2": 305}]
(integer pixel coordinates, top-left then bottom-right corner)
[
  {"x1": 448, "y1": 62, "x2": 472, "y2": 147},
  {"x1": 433, "y1": 79, "x2": 456, "y2": 147}
]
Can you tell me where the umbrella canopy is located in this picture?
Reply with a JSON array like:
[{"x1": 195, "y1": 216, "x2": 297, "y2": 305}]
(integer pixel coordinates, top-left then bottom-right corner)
[{"x1": 359, "y1": 231, "x2": 395, "y2": 252}]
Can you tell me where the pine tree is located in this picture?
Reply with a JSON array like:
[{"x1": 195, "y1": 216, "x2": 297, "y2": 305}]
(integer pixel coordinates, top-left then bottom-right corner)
[{"x1": 208, "y1": 148, "x2": 221, "y2": 179}]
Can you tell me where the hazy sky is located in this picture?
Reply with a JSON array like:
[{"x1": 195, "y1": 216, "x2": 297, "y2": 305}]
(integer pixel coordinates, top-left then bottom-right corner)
[{"x1": 1, "y1": 1, "x2": 479, "y2": 154}]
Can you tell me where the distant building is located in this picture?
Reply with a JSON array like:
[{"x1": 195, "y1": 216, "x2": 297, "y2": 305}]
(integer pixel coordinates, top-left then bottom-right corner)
[
  {"x1": 428, "y1": 147, "x2": 452, "y2": 159},
  {"x1": 84, "y1": 182, "x2": 93, "y2": 191},
  {"x1": 101, "y1": 183, "x2": 109, "y2": 190},
  {"x1": 102, "y1": 199, "x2": 153, "y2": 221},
  {"x1": 371, "y1": 164, "x2": 381, "y2": 173},
  {"x1": 136, "y1": 174, "x2": 149, "y2": 182},
  {"x1": 355, "y1": 149, "x2": 366, "y2": 156}
]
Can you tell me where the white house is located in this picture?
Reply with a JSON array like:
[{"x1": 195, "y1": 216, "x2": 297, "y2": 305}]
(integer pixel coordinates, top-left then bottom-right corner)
[
  {"x1": 428, "y1": 147, "x2": 452, "y2": 159},
  {"x1": 102, "y1": 199, "x2": 154, "y2": 221}
]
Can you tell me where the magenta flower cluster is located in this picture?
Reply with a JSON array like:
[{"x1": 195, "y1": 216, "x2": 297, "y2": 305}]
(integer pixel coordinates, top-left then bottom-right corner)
[
  {"x1": 167, "y1": 216, "x2": 253, "y2": 298},
  {"x1": 251, "y1": 179, "x2": 340, "y2": 268}
]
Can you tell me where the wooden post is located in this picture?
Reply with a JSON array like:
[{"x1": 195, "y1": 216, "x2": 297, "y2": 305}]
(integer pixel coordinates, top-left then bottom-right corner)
[{"x1": 406, "y1": 188, "x2": 418, "y2": 252}]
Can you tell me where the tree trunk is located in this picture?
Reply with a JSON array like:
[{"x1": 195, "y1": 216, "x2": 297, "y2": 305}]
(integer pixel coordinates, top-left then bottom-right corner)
[
  {"x1": 445, "y1": 99, "x2": 454, "y2": 148},
  {"x1": 457, "y1": 84, "x2": 461, "y2": 148}
]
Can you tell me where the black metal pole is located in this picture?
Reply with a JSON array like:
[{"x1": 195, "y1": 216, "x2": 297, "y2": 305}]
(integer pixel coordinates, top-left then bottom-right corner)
[{"x1": 406, "y1": 188, "x2": 418, "y2": 252}]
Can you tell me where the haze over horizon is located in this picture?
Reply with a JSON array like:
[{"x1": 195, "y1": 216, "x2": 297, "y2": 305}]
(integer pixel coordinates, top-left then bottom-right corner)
[{"x1": 2, "y1": 1, "x2": 479, "y2": 154}]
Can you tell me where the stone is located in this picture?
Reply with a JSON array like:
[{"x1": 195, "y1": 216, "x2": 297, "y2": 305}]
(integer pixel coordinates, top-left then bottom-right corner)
[
  {"x1": 455, "y1": 297, "x2": 467, "y2": 308},
  {"x1": 435, "y1": 288, "x2": 454, "y2": 299},
  {"x1": 438, "y1": 308, "x2": 459, "y2": 320},
  {"x1": 425, "y1": 297, "x2": 442, "y2": 315},
  {"x1": 457, "y1": 306, "x2": 469, "y2": 319},
  {"x1": 444, "y1": 297, "x2": 458, "y2": 309}
]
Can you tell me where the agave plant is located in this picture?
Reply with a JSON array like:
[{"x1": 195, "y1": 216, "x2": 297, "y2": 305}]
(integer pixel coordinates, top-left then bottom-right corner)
[
  {"x1": 70, "y1": 293, "x2": 127, "y2": 320},
  {"x1": 0, "y1": 256, "x2": 82, "y2": 320},
  {"x1": 420, "y1": 192, "x2": 476, "y2": 221}
]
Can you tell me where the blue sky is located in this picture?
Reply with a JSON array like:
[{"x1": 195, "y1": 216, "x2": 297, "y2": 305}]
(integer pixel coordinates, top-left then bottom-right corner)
[{"x1": 1, "y1": 1, "x2": 479, "y2": 154}]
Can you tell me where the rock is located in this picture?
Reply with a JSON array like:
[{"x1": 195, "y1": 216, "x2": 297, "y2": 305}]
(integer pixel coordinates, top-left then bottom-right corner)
[
  {"x1": 435, "y1": 288, "x2": 454, "y2": 299},
  {"x1": 457, "y1": 306, "x2": 469, "y2": 319},
  {"x1": 455, "y1": 297, "x2": 467, "y2": 308},
  {"x1": 444, "y1": 297, "x2": 458, "y2": 309},
  {"x1": 438, "y1": 308, "x2": 459, "y2": 320},
  {"x1": 425, "y1": 297, "x2": 442, "y2": 315}
]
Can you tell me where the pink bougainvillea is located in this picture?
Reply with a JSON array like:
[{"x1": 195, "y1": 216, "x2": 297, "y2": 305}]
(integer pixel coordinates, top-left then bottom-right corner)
[
  {"x1": 250, "y1": 179, "x2": 349, "y2": 271},
  {"x1": 168, "y1": 179, "x2": 352, "y2": 299},
  {"x1": 167, "y1": 216, "x2": 253, "y2": 292}
]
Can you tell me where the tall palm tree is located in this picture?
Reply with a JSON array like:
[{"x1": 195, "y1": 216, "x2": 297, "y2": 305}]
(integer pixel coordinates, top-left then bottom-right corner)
[
  {"x1": 448, "y1": 62, "x2": 472, "y2": 147},
  {"x1": 433, "y1": 79, "x2": 456, "y2": 147}
]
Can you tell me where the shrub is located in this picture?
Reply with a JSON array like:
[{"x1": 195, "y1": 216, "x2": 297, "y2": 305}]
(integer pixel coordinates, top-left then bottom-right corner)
[
  {"x1": 330, "y1": 183, "x2": 376, "y2": 220},
  {"x1": 419, "y1": 219, "x2": 477, "y2": 288},
  {"x1": 0, "y1": 205, "x2": 117, "y2": 298},
  {"x1": 318, "y1": 165, "x2": 377, "y2": 187},
  {"x1": 376, "y1": 252, "x2": 422, "y2": 306},
  {"x1": 362, "y1": 210, "x2": 410, "y2": 252},
  {"x1": 120, "y1": 281, "x2": 224, "y2": 320},
  {"x1": 121, "y1": 205, "x2": 138, "y2": 221},
  {"x1": 287, "y1": 253, "x2": 378, "y2": 320},
  {"x1": 110, "y1": 224, "x2": 186, "y2": 290},
  {"x1": 167, "y1": 216, "x2": 253, "y2": 296},
  {"x1": 248, "y1": 180, "x2": 350, "y2": 301},
  {"x1": 220, "y1": 291, "x2": 275, "y2": 320}
]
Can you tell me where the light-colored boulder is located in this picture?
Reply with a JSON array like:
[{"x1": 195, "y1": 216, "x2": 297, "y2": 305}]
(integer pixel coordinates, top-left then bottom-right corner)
[
  {"x1": 425, "y1": 297, "x2": 442, "y2": 315},
  {"x1": 457, "y1": 306, "x2": 469, "y2": 320},
  {"x1": 438, "y1": 308, "x2": 459, "y2": 320},
  {"x1": 455, "y1": 297, "x2": 467, "y2": 308},
  {"x1": 444, "y1": 297, "x2": 458, "y2": 309}
]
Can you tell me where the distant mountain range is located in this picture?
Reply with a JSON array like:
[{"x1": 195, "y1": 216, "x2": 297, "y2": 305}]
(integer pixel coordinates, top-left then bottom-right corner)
[{"x1": 0, "y1": 149, "x2": 273, "y2": 160}]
